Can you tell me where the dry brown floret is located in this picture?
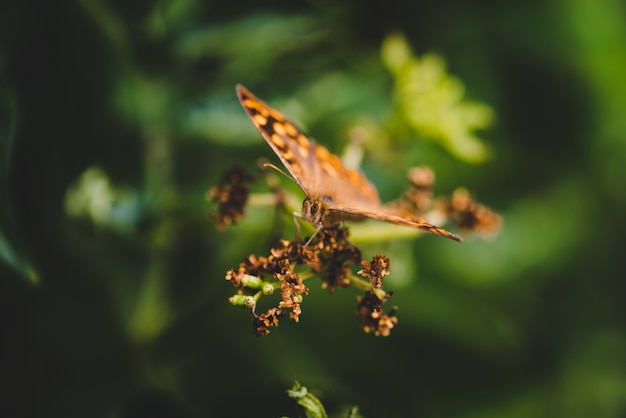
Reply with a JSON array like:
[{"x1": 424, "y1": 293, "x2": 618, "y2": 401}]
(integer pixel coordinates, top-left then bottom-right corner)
[{"x1": 208, "y1": 166, "x2": 254, "y2": 230}]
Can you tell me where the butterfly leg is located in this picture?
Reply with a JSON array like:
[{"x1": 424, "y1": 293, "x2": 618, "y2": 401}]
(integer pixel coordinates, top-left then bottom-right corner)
[
  {"x1": 293, "y1": 211, "x2": 323, "y2": 246},
  {"x1": 303, "y1": 223, "x2": 324, "y2": 247},
  {"x1": 292, "y1": 211, "x2": 304, "y2": 242}
]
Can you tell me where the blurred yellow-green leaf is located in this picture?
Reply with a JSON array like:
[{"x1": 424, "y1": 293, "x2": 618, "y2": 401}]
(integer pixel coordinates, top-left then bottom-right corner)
[{"x1": 382, "y1": 33, "x2": 494, "y2": 163}]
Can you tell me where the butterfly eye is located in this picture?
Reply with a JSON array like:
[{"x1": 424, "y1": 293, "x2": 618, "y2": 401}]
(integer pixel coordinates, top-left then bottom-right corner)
[{"x1": 303, "y1": 198, "x2": 320, "y2": 217}]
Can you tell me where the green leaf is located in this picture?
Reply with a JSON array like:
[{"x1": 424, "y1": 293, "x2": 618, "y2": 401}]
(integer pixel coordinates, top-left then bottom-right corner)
[{"x1": 382, "y1": 33, "x2": 494, "y2": 163}]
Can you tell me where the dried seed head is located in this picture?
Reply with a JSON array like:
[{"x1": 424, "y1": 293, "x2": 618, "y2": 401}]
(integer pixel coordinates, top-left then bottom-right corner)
[{"x1": 208, "y1": 166, "x2": 254, "y2": 230}]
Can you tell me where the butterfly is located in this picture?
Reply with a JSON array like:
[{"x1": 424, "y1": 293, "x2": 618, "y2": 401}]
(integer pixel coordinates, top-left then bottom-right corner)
[{"x1": 236, "y1": 84, "x2": 462, "y2": 243}]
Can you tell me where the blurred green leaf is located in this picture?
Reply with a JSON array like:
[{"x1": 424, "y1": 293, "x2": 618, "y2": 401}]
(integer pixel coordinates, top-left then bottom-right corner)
[
  {"x1": 287, "y1": 381, "x2": 328, "y2": 418},
  {"x1": 382, "y1": 34, "x2": 493, "y2": 163},
  {"x1": 0, "y1": 59, "x2": 38, "y2": 284}
]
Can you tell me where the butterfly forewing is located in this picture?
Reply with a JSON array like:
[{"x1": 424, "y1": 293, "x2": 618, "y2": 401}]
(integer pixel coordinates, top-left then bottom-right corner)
[{"x1": 236, "y1": 85, "x2": 380, "y2": 208}]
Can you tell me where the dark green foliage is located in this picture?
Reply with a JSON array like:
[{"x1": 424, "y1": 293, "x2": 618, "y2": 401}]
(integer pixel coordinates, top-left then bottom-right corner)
[{"x1": 1, "y1": 0, "x2": 626, "y2": 417}]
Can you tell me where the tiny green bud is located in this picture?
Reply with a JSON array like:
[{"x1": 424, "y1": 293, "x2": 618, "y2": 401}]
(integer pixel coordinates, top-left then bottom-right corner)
[
  {"x1": 243, "y1": 296, "x2": 256, "y2": 308},
  {"x1": 262, "y1": 283, "x2": 275, "y2": 295},
  {"x1": 241, "y1": 274, "x2": 263, "y2": 288},
  {"x1": 228, "y1": 295, "x2": 256, "y2": 308}
]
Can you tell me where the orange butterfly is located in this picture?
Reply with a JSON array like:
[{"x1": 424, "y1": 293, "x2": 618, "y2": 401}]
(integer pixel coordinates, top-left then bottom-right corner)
[{"x1": 236, "y1": 85, "x2": 461, "y2": 243}]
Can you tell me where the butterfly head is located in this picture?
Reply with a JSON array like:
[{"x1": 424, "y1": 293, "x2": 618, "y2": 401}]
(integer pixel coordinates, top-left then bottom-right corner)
[{"x1": 302, "y1": 197, "x2": 331, "y2": 227}]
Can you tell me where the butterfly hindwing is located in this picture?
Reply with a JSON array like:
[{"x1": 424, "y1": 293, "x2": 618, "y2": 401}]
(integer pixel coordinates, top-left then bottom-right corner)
[{"x1": 327, "y1": 206, "x2": 462, "y2": 242}]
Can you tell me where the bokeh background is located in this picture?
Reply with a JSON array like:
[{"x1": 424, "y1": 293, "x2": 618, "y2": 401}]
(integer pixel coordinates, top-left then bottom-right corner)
[{"x1": 2, "y1": 0, "x2": 626, "y2": 417}]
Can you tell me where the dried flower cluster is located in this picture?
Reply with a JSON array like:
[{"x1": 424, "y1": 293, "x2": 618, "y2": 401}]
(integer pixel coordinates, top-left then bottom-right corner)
[
  {"x1": 436, "y1": 188, "x2": 502, "y2": 236},
  {"x1": 308, "y1": 227, "x2": 362, "y2": 293},
  {"x1": 398, "y1": 166, "x2": 436, "y2": 213},
  {"x1": 356, "y1": 255, "x2": 398, "y2": 336},
  {"x1": 394, "y1": 166, "x2": 502, "y2": 237},
  {"x1": 225, "y1": 226, "x2": 395, "y2": 336},
  {"x1": 355, "y1": 290, "x2": 398, "y2": 337},
  {"x1": 225, "y1": 238, "x2": 310, "y2": 335},
  {"x1": 358, "y1": 254, "x2": 390, "y2": 290},
  {"x1": 207, "y1": 166, "x2": 254, "y2": 230}
]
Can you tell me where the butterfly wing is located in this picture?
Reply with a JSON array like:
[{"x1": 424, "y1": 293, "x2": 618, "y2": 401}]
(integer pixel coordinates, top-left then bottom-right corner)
[
  {"x1": 237, "y1": 85, "x2": 461, "y2": 242},
  {"x1": 327, "y1": 206, "x2": 462, "y2": 242},
  {"x1": 236, "y1": 85, "x2": 381, "y2": 209}
]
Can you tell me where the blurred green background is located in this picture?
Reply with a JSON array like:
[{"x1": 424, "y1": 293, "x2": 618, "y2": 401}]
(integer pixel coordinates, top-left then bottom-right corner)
[{"x1": 2, "y1": 0, "x2": 626, "y2": 417}]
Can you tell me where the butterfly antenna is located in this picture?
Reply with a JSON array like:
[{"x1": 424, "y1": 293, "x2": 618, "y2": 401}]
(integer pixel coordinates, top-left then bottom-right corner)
[{"x1": 262, "y1": 162, "x2": 296, "y2": 184}]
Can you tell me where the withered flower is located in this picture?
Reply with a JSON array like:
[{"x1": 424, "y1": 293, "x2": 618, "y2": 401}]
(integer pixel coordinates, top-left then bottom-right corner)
[
  {"x1": 391, "y1": 168, "x2": 502, "y2": 238},
  {"x1": 225, "y1": 267, "x2": 245, "y2": 288},
  {"x1": 225, "y1": 238, "x2": 312, "y2": 335},
  {"x1": 208, "y1": 166, "x2": 254, "y2": 230},
  {"x1": 278, "y1": 271, "x2": 308, "y2": 322},
  {"x1": 358, "y1": 255, "x2": 390, "y2": 289},
  {"x1": 225, "y1": 227, "x2": 406, "y2": 336},
  {"x1": 436, "y1": 188, "x2": 502, "y2": 236},
  {"x1": 308, "y1": 226, "x2": 362, "y2": 293},
  {"x1": 224, "y1": 225, "x2": 380, "y2": 335},
  {"x1": 253, "y1": 308, "x2": 284, "y2": 337},
  {"x1": 400, "y1": 166, "x2": 436, "y2": 214},
  {"x1": 356, "y1": 291, "x2": 398, "y2": 337},
  {"x1": 264, "y1": 239, "x2": 306, "y2": 275},
  {"x1": 226, "y1": 254, "x2": 268, "y2": 289}
]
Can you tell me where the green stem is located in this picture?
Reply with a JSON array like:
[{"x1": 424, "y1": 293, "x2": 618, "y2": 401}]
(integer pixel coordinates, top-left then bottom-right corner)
[{"x1": 349, "y1": 274, "x2": 386, "y2": 299}]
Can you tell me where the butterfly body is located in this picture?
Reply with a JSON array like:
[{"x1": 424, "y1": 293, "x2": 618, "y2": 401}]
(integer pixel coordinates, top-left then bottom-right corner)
[
  {"x1": 236, "y1": 84, "x2": 461, "y2": 243},
  {"x1": 302, "y1": 196, "x2": 368, "y2": 227}
]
